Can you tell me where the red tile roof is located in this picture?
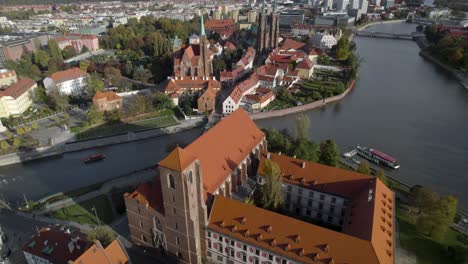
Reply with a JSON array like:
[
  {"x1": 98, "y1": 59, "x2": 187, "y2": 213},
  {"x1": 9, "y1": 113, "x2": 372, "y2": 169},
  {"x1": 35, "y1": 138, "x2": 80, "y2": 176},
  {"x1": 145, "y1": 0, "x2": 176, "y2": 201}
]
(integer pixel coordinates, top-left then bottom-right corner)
[
  {"x1": 296, "y1": 57, "x2": 314, "y2": 69},
  {"x1": 49, "y1": 67, "x2": 88, "y2": 83},
  {"x1": 125, "y1": 175, "x2": 165, "y2": 215},
  {"x1": 0, "y1": 77, "x2": 36, "y2": 99},
  {"x1": 23, "y1": 227, "x2": 91, "y2": 264},
  {"x1": 258, "y1": 153, "x2": 395, "y2": 264},
  {"x1": 71, "y1": 240, "x2": 129, "y2": 264},
  {"x1": 280, "y1": 38, "x2": 306, "y2": 51},
  {"x1": 93, "y1": 91, "x2": 121, "y2": 102},
  {"x1": 208, "y1": 196, "x2": 381, "y2": 264},
  {"x1": 158, "y1": 146, "x2": 197, "y2": 172}
]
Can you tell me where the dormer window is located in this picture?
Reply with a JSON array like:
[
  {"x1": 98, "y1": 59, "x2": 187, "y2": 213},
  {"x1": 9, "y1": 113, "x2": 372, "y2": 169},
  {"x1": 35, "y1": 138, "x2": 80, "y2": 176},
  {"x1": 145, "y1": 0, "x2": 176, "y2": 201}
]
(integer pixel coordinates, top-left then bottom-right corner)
[{"x1": 168, "y1": 174, "x2": 175, "y2": 189}]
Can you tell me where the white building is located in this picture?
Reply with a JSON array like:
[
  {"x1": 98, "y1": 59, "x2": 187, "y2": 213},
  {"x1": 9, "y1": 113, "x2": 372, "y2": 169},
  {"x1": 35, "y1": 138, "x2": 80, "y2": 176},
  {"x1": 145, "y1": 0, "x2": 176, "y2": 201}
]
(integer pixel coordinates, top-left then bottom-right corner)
[
  {"x1": 310, "y1": 32, "x2": 337, "y2": 50},
  {"x1": 0, "y1": 78, "x2": 37, "y2": 118},
  {"x1": 337, "y1": 0, "x2": 349, "y2": 11},
  {"x1": 360, "y1": 0, "x2": 369, "y2": 14},
  {"x1": 43, "y1": 67, "x2": 89, "y2": 96},
  {"x1": 351, "y1": 0, "x2": 360, "y2": 9}
]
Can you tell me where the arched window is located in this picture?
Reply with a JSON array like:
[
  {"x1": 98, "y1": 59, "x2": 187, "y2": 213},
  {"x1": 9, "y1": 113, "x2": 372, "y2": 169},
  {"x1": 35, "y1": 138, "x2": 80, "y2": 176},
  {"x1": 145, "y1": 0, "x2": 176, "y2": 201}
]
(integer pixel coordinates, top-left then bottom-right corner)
[
  {"x1": 188, "y1": 171, "x2": 193, "y2": 184},
  {"x1": 168, "y1": 174, "x2": 175, "y2": 189}
]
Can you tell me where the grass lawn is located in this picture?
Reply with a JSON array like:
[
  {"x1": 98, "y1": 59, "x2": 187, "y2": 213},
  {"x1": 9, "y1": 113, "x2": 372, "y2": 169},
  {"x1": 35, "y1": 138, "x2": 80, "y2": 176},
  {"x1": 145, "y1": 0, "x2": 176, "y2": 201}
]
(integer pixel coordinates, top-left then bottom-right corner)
[
  {"x1": 396, "y1": 205, "x2": 468, "y2": 264},
  {"x1": 50, "y1": 195, "x2": 115, "y2": 225},
  {"x1": 76, "y1": 114, "x2": 177, "y2": 140}
]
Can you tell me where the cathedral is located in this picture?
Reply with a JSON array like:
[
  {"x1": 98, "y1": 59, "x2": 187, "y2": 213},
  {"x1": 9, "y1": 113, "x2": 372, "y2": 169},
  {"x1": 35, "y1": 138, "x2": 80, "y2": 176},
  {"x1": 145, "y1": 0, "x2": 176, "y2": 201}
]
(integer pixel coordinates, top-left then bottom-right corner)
[
  {"x1": 173, "y1": 16, "x2": 213, "y2": 78},
  {"x1": 256, "y1": 0, "x2": 280, "y2": 54}
]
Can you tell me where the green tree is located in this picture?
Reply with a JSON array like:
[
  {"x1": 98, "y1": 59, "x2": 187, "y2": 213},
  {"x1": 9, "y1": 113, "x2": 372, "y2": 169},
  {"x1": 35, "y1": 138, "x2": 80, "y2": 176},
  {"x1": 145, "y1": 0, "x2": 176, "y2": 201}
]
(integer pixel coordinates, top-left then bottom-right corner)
[
  {"x1": 16, "y1": 127, "x2": 24, "y2": 135},
  {"x1": 133, "y1": 66, "x2": 152, "y2": 83},
  {"x1": 87, "y1": 227, "x2": 115, "y2": 247},
  {"x1": 410, "y1": 185, "x2": 439, "y2": 211},
  {"x1": 319, "y1": 139, "x2": 340, "y2": 167},
  {"x1": 62, "y1": 45, "x2": 77, "y2": 59},
  {"x1": 356, "y1": 160, "x2": 371, "y2": 175},
  {"x1": 104, "y1": 66, "x2": 122, "y2": 86},
  {"x1": 104, "y1": 110, "x2": 122, "y2": 123},
  {"x1": 5, "y1": 131, "x2": 13, "y2": 139},
  {"x1": 87, "y1": 105, "x2": 104, "y2": 125},
  {"x1": 13, "y1": 138, "x2": 21, "y2": 148},
  {"x1": 293, "y1": 114, "x2": 310, "y2": 140},
  {"x1": 24, "y1": 125, "x2": 31, "y2": 133},
  {"x1": 79, "y1": 60, "x2": 91, "y2": 72},
  {"x1": 375, "y1": 169, "x2": 389, "y2": 186},
  {"x1": 130, "y1": 95, "x2": 153, "y2": 114},
  {"x1": 47, "y1": 39, "x2": 63, "y2": 60},
  {"x1": 317, "y1": 54, "x2": 330, "y2": 65},
  {"x1": 257, "y1": 159, "x2": 284, "y2": 212},
  {"x1": 293, "y1": 138, "x2": 319, "y2": 162},
  {"x1": 48, "y1": 90, "x2": 69, "y2": 110},
  {"x1": 417, "y1": 195, "x2": 458, "y2": 240},
  {"x1": 333, "y1": 36, "x2": 351, "y2": 61},
  {"x1": 32, "y1": 121, "x2": 38, "y2": 130},
  {"x1": 152, "y1": 91, "x2": 174, "y2": 110},
  {"x1": 80, "y1": 45, "x2": 90, "y2": 54},
  {"x1": 86, "y1": 73, "x2": 105, "y2": 96},
  {"x1": 33, "y1": 49, "x2": 50, "y2": 69},
  {"x1": 0, "y1": 140, "x2": 9, "y2": 150},
  {"x1": 34, "y1": 85, "x2": 48, "y2": 104}
]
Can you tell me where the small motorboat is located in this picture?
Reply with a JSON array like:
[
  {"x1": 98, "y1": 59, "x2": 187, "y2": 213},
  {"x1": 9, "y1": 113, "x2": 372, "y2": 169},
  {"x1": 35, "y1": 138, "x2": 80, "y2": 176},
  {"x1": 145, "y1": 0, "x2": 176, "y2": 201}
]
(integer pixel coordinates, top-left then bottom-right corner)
[{"x1": 82, "y1": 154, "x2": 106, "y2": 164}]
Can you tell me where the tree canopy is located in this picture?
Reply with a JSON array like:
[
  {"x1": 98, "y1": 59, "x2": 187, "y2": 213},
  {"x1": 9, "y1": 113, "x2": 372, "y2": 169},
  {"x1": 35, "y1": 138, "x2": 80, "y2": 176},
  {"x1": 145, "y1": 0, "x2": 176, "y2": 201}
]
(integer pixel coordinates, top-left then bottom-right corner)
[
  {"x1": 255, "y1": 159, "x2": 284, "y2": 212},
  {"x1": 87, "y1": 227, "x2": 115, "y2": 248},
  {"x1": 319, "y1": 140, "x2": 340, "y2": 167}
]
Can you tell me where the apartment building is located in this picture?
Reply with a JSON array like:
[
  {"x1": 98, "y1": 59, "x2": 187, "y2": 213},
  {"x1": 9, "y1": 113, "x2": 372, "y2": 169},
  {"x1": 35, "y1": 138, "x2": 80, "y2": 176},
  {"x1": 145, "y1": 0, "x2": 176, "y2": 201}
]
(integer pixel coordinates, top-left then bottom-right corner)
[{"x1": 43, "y1": 67, "x2": 89, "y2": 96}]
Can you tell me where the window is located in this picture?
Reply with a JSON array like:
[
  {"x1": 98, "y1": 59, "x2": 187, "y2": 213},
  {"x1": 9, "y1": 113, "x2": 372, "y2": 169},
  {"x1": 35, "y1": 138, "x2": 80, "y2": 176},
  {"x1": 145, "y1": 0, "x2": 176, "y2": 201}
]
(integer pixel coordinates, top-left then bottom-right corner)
[
  {"x1": 175, "y1": 222, "x2": 178, "y2": 230},
  {"x1": 208, "y1": 231, "x2": 211, "y2": 237},
  {"x1": 298, "y1": 188, "x2": 302, "y2": 195},
  {"x1": 269, "y1": 254, "x2": 273, "y2": 261},
  {"x1": 208, "y1": 241, "x2": 212, "y2": 248},
  {"x1": 286, "y1": 194, "x2": 291, "y2": 201},
  {"x1": 176, "y1": 237, "x2": 180, "y2": 245},
  {"x1": 254, "y1": 259, "x2": 259, "y2": 264},
  {"x1": 218, "y1": 235, "x2": 223, "y2": 242},
  {"x1": 188, "y1": 171, "x2": 193, "y2": 184},
  {"x1": 295, "y1": 207, "x2": 301, "y2": 214},
  {"x1": 219, "y1": 245, "x2": 223, "y2": 253},
  {"x1": 341, "y1": 209, "x2": 346, "y2": 216},
  {"x1": 306, "y1": 209, "x2": 311, "y2": 215},
  {"x1": 207, "y1": 251, "x2": 212, "y2": 257},
  {"x1": 242, "y1": 254, "x2": 247, "y2": 262},
  {"x1": 328, "y1": 216, "x2": 333, "y2": 222},
  {"x1": 217, "y1": 256, "x2": 223, "y2": 261},
  {"x1": 309, "y1": 191, "x2": 314, "y2": 197},
  {"x1": 139, "y1": 220, "x2": 143, "y2": 229},
  {"x1": 330, "y1": 206, "x2": 335, "y2": 214},
  {"x1": 296, "y1": 195, "x2": 301, "y2": 204},
  {"x1": 177, "y1": 252, "x2": 183, "y2": 260},
  {"x1": 332, "y1": 197, "x2": 337, "y2": 204},
  {"x1": 243, "y1": 244, "x2": 247, "y2": 251},
  {"x1": 256, "y1": 249, "x2": 259, "y2": 256},
  {"x1": 230, "y1": 240, "x2": 234, "y2": 246},
  {"x1": 320, "y1": 194, "x2": 325, "y2": 201},
  {"x1": 230, "y1": 248, "x2": 235, "y2": 257},
  {"x1": 319, "y1": 203, "x2": 323, "y2": 210},
  {"x1": 282, "y1": 259, "x2": 287, "y2": 264},
  {"x1": 308, "y1": 199, "x2": 312, "y2": 206},
  {"x1": 317, "y1": 213, "x2": 322, "y2": 219},
  {"x1": 287, "y1": 185, "x2": 292, "y2": 192},
  {"x1": 168, "y1": 174, "x2": 175, "y2": 189}
]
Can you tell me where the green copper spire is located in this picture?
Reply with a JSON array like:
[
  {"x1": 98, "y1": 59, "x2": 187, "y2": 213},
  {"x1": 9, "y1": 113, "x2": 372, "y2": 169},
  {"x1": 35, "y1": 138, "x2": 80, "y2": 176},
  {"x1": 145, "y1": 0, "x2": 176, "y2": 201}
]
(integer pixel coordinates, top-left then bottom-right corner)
[{"x1": 200, "y1": 14, "x2": 206, "y2": 36}]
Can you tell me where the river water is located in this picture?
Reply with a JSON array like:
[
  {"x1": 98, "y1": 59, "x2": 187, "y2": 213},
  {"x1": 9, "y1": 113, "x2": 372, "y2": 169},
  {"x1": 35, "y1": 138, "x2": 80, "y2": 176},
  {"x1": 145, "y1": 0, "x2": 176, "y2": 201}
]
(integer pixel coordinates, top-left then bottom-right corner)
[
  {"x1": 258, "y1": 22, "x2": 468, "y2": 210},
  {"x1": 0, "y1": 22, "x2": 467, "y2": 211}
]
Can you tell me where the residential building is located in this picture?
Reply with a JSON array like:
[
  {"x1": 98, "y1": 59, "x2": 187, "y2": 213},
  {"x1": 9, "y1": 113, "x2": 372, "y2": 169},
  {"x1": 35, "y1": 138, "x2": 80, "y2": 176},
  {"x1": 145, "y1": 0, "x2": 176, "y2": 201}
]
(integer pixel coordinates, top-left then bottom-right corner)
[
  {"x1": 93, "y1": 91, "x2": 123, "y2": 111},
  {"x1": 204, "y1": 19, "x2": 235, "y2": 39},
  {"x1": 0, "y1": 34, "x2": 50, "y2": 66},
  {"x1": 164, "y1": 76, "x2": 221, "y2": 111},
  {"x1": 0, "y1": 69, "x2": 17, "y2": 87},
  {"x1": 123, "y1": 108, "x2": 395, "y2": 264},
  {"x1": 220, "y1": 47, "x2": 256, "y2": 84},
  {"x1": 173, "y1": 16, "x2": 213, "y2": 78},
  {"x1": 223, "y1": 74, "x2": 260, "y2": 115},
  {"x1": 310, "y1": 32, "x2": 338, "y2": 50},
  {"x1": 43, "y1": 67, "x2": 89, "y2": 96},
  {"x1": 296, "y1": 57, "x2": 315, "y2": 79},
  {"x1": 23, "y1": 227, "x2": 91, "y2": 264},
  {"x1": 124, "y1": 109, "x2": 267, "y2": 263},
  {"x1": 247, "y1": 10, "x2": 257, "y2": 23},
  {"x1": 197, "y1": 86, "x2": 217, "y2": 113},
  {"x1": 71, "y1": 240, "x2": 131, "y2": 264},
  {"x1": 55, "y1": 33, "x2": 99, "y2": 53},
  {"x1": 257, "y1": 2, "x2": 280, "y2": 53},
  {"x1": 338, "y1": 0, "x2": 350, "y2": 10},
  {"x1": 243, "y1": 87, "x2": 275, "y2": 110},
  {"x1": 0, "y1": 77, "x2": 37, "y2": 118}
]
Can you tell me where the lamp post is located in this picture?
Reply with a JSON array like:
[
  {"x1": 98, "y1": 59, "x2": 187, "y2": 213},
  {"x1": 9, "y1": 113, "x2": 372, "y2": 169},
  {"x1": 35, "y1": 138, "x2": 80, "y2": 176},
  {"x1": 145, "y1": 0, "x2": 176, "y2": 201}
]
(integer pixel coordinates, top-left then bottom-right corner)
[{"x1": 91, "y1": 206, "x2": 100, "y2": 226}]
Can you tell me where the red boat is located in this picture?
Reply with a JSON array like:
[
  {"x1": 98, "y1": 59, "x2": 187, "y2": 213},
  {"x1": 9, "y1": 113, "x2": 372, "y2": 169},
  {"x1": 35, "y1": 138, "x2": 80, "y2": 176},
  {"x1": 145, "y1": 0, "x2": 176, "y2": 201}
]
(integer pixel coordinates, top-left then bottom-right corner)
[{"x1": 83, "y1": 154, "x2": 106, "y2": 163}]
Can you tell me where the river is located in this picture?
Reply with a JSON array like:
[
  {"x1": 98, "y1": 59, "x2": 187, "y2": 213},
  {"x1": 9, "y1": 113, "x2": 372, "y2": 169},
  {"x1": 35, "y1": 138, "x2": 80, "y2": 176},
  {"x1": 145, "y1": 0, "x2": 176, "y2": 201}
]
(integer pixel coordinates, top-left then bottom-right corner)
[
  {"x1": 0, "y1": 22, "x2": 467, "y2": 211},
  {"x1": 257, "y1": 22, "x2": 468, "y2": 210}
]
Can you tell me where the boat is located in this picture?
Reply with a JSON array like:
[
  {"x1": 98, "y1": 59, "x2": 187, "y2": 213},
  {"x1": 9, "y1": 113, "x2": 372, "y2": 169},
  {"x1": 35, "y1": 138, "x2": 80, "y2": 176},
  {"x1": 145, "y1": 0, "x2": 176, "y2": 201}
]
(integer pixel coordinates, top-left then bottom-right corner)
[
  {"x1": 83, "y1": 154, "x2": 106, "y2": 163},
  {"x1": 356, "y1": 145, "x2": 400, "y2": 169}
]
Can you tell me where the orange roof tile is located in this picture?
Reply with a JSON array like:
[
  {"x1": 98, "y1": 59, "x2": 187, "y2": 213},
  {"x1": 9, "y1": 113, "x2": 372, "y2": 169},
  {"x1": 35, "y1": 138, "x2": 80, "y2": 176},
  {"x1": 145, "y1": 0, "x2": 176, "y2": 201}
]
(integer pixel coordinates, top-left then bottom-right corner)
[
  {"x1": 280, "y1": 38, "x2": 306, "y2": 51},
  {"x1": 93, "y1": 91, "x2": 121, "y2": 102},
  {"x1": 49, "y1": 67, "x2": 88, "y2": 83},
  {"x1": 125, "y1": 175, "x2": 165, "y2": 215},
  {"x1": 158, "y1": 146, "x2": 197, "y2": 172},
  {"x1": 71, "y1": 240, "x2": 129, "y2": 264},
  {"x1": 258, "y1": 153, "x2": 394, "y2": 264},
  {"x1": 0, "y1": 77, "x2": 36, "y2": 99},
  {"x1": 183, "y1": 109, "x2": 264, "y2": 196},
  {"x1": 208, "y1": 196, "x2": 380, "y2": 264}
]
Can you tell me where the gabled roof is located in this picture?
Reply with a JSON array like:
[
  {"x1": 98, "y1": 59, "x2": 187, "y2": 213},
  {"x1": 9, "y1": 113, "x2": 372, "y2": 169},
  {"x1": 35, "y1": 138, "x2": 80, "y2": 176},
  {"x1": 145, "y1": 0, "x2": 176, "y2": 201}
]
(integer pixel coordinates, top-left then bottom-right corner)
[
  {"x1": 0, "y1": 77, "x2": 36, "y2": 99},
  {"x1": 125, "y1": 175, "x2": 165, "y2": 215},
  {"x1": 49, "y1": 67, "x2": 88, "y2": 83},
  {"x1": 280, "y1": 38, "x2": 306, "y2": 51},
  {"x1": 208, "y1": 196, "x2": 380, "y2": 264},
  {"x1": 93, "y1": 91, "x2": 121, "y2": 102},
  {"x1": 158, "y1": 146, "x2": 197, "y2": 172},
  {"x1": 71, "y1": 240, "x2": 130, "y2": 264},
  {"x1": 258, "y1": 153, "x2": 395, "y2": 264},
  {"x1": 296, "y1": 57, "x2": 314, "y2": 69}
]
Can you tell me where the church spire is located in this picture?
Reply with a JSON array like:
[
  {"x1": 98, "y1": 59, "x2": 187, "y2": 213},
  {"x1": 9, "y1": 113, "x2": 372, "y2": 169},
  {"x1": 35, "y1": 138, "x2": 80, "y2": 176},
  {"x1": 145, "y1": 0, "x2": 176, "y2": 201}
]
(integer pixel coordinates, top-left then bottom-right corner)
[{"x1": 200, "y1": 14, "x2": 206, "y2": 36}]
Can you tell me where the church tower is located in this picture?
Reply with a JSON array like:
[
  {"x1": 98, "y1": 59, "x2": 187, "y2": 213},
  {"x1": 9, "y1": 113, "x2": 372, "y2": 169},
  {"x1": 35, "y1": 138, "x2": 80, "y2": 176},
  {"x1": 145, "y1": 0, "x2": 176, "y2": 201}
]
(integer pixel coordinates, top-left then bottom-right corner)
[
  {"x1": 199, "y1": 15, "x2": 213, "y2": 78},
  {"x1": 256, "y1": 0, "x2": 279, "y2": 54},
  {"x1": 158, "y1": 147, "x2": 208, "y2": 263}
]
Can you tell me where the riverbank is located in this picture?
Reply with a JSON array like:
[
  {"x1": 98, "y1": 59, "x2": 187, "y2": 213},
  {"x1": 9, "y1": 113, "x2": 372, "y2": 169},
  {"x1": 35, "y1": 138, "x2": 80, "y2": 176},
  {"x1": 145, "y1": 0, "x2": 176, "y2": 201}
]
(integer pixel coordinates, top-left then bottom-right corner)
[
  {"x1": 356, "y1": 19, "x2": 406, "y2": 31},
  {"x1": 250, "y1": 79, "x2": 356, "y2": 120},
  {"x1": 0, "y1": 118, "x2": 205, "y2": 167},
  {"x1": 419, "y1": 51, "x2": 468, "y2": 90}
]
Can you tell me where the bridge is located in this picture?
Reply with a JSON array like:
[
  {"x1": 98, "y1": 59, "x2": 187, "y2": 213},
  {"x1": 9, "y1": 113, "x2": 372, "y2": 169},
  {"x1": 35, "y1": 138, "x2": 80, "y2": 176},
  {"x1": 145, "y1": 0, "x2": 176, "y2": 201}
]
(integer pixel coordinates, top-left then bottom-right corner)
[{"x1": 355, "y1": 31, "x2": 417, "y2": 40}]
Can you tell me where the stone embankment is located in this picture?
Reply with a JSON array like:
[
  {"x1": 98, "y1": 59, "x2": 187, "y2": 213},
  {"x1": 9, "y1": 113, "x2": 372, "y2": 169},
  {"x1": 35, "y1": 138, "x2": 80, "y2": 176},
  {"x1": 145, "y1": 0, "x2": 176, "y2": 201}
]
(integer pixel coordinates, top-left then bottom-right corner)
[
  {"x1": 356, "y1": 19, "x2": 406, "y2": 31},
  {"x1": 250, "y1": 80, "x2": 356, "y2": 120}
]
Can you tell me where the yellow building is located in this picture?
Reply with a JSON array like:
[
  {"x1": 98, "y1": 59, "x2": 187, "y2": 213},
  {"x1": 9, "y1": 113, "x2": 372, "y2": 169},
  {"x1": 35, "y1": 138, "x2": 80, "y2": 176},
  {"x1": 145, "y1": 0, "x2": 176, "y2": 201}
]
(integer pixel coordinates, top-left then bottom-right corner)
[
  {"x1": 0, "y1": 78, "x2": 37, "y2": 118},
  {"x1": 0, "y1": 69, "x2": 17, "y2": 87}
]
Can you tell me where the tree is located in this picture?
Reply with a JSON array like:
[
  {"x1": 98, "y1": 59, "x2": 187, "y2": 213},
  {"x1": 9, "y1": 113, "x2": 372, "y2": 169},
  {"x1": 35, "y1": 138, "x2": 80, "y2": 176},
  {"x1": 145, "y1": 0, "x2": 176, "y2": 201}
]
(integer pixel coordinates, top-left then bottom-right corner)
[
  {"x1": 0, "y1": 140, "x2": 9, "y2": 150},
  {"x1": 294, "y1": 114, "x2": 310, "y2": 140},
  {"x1": 86, "y1": 73, "x2": 105, "y2": 96},
  {"x1": 80, "y1": 45, "x2": 90, "y2": 54},
  {"x1": 417, "y1": 195, "x2": 458, "y2": 240},
  {"x1": 62, "y1": 45, "x2": 77, "y2": 59},
  {"x1": 16, "y1": 127, "x2": 24, "y2": 135},
  {"x1": 87, "y1": 105, "x2": 104, "y2": 125},
  {"x1": 375, "y1": 169, "x2": 389, "y2": 186},
  {"x1": 130, "y1": 95, "x2": 153, "y2": 114},
  {"x1": 104, "y1": 110, "x2": 122, "y2": 123},
  {"x1": 356, "y1": 161, "x2": 371, "y2": 175},
  {"x1": 34, "y1": 85, "x2": 48, "y2": 104},
  {"x1": 410, "y1": 185, "x2": 439, "y2": 211},
  {"x1": 87, "y1": 227, "x2": 115, "y2": 248},
  {"x1": 317, "y1": 54, "x2": 330, "y2": 65},
  {"x1": 79, "y1": 60, "x2": 91, "y2": 72},
  {"x1": 13, "y1": 138, "x2": 21, "y2": 148},
  {"x1": 133, "y1": 66, "x2": 152, "y2": 83},
  {"x1": 48, "y1": 90, "x2": 69, "y2": 110},
  {"x1": 33, "y1": 49, "x2": 50, "y2": 69},
  {"x1": 257, "y1": 159, "x2": 284, "y2": 212},
  {"x1": 104, "y1": 67, "x2": 122, "y2": 86},
  {"x1": 47, "y1": 39, "x2": 63, "y2": 60},
  {"x1": 319, "y1": 139, "x2": 340, "y2": 167},
  {"x1": 293, "y1": 138, "x2": 319, "y2": 162},
  {"x1": 333, "y1": 36, "x2": 351, "y2": 61},
  {"x1": 5, "y1": 131, "x2": 13, "y2": 139},
  {"x1": 152, "y1": 92, "x2": 173, "y2": 110},
  {"x1": 263, "y1": 128, "x2": 292, "y2": 154},
  {"x1": 32, "y1": 121, "x2": 38, "y2": 130}
]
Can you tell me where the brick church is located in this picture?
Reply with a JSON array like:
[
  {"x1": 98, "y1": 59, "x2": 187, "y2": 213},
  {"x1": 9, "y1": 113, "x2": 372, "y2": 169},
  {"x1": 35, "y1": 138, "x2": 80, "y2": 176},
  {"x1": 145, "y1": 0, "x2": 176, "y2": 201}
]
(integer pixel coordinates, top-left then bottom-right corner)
[
  {"x1": 256, "y1": 1, "x2": 280, "y2": 54},
  {"x1": 124, "y1": 109, "x2": 395, "y2": 264}
]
